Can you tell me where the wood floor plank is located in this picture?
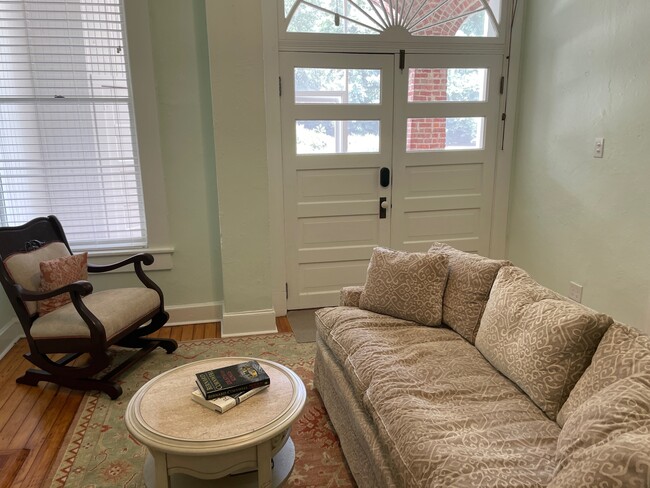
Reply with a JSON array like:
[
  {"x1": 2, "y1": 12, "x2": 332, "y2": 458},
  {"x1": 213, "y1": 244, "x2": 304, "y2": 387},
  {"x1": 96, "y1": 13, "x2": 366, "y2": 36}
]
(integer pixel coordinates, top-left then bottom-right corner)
[
  {"x1": 0, "y1": 382, "x2": 31, "y2": 436},
  {"x1": 192, "y1": 323, "x2": 207, "y2": 340},
  {"x1": 205, "y1": 322, "x2": 217, "y2": 339},
  {"x1": 169, "y1": 325, "x2": 183, "y2": 342},
  {"x1": 0, "y1": 448, "x2": 29, "y2": 488},
  {"x1": 156, "y1": 326, "x2": 172, "y2": 339},
  {"x1": 180, "y1": 325, "x2": 194, "y2": 342},
  {"x1": 16, "y1": 389, "x2": 83, "y2": 488},
  {"x1": 7, "y1": 384, "x2": 59, "y2": 450},
  {"x1": 276, "y1": 316, "x2": 293, "y2": 333}
]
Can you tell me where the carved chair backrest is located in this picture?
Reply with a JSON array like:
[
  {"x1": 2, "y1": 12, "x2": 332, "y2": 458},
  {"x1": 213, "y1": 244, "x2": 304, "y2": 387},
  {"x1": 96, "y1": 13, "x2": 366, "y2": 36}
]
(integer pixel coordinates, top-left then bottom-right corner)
[{"x1": 0, "y1": 216, "x2": 73, "y2": 323}]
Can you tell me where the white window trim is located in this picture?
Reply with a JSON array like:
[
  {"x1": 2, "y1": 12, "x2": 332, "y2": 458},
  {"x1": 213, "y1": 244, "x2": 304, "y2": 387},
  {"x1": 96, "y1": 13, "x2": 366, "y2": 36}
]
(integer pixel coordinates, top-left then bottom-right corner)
[
  {"x1": 88, "y1": 246, "x2": 174, "y2": 273},
  {"x1": 104, "y1": 0, "x2": 173, "y2": 270}
]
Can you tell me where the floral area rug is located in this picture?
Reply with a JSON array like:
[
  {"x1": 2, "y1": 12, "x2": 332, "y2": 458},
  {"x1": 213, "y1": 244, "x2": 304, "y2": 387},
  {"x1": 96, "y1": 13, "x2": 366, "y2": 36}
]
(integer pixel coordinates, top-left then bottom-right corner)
[{"x1": 48, "y1": 333, "x2": 356, "y2": 488}]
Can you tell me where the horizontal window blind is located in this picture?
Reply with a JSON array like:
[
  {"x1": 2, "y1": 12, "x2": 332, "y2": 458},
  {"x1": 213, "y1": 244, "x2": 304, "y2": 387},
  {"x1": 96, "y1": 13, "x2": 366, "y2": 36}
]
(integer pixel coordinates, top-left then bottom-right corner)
[{"x1": 0, "y1": 0, "x2": 147, "y2": 250}]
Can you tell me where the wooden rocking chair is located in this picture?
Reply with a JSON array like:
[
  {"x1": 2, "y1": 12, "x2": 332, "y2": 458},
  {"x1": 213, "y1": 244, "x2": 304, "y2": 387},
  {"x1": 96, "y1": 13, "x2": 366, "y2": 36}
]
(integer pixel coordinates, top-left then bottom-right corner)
[{"x1": 0, "y1": 215, "x2": 177, "y2": 399}]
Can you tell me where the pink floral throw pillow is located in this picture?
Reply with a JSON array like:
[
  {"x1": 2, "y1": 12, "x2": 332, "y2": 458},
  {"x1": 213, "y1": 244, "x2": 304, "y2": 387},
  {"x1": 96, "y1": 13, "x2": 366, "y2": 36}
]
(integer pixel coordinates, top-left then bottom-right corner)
[{"x1": 39, "y1": 252, "x2": 88, "y2": 315}]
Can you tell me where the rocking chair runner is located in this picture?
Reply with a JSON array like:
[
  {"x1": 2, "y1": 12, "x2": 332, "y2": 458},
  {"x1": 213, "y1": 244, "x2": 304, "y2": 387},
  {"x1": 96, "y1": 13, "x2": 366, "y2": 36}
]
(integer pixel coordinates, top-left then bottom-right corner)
[{"x1": 0, "y1": 215, "x2": 177, "y2": 399}]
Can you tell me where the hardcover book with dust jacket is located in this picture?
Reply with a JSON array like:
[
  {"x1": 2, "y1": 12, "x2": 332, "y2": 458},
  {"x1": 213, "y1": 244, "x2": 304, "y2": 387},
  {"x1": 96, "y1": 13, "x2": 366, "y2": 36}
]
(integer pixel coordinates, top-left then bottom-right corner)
[
  {"x1": 195, "y1": 360, "x2": 270, "y2": 400},
  {"x1": 191, "y1": 385, "x2": 269, "y2": 413}
]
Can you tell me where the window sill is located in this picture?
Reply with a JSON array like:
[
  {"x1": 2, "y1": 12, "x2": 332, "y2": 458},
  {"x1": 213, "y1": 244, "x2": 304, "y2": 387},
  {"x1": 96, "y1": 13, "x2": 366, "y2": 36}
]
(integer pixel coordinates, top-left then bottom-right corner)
[{"x1": 88, "y1": 247, "x2": 174, "y2": 273}]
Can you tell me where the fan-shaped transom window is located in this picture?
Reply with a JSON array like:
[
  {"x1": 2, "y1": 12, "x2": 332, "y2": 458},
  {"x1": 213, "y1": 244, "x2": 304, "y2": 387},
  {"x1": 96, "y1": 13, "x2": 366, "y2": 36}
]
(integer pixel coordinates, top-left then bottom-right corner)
[{"x1": 283, "y1": 0, "x2": 501, "y2": 38}]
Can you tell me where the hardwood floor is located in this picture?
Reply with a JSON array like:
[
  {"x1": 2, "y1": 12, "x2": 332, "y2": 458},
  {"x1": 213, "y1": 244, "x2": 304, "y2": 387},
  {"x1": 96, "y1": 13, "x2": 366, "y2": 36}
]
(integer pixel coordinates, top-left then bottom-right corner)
[{"x1": 0, "y1": 318, "x2": 293, "y2": 488}]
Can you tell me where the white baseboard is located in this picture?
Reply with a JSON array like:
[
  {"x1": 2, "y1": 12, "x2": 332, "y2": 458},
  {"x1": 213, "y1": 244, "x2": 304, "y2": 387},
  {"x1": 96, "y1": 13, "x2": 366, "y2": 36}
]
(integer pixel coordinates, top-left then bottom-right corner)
[
  {"x1": 166, "y1": 301, "x2": 223, "y2": 326},
  {"x1": 221, "y1": 309, "x2": 277, "y2": 337},
  {"x1": 0, "y1": 318, "x2": 23, "y2": 360}
]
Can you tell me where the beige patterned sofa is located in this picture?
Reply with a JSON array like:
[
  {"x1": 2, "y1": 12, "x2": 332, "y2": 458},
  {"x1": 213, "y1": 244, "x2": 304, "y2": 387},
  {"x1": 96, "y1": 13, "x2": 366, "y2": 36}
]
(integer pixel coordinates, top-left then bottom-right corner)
[{"x1": 314, "y1": 244, "x2": 650, "y2": 487}]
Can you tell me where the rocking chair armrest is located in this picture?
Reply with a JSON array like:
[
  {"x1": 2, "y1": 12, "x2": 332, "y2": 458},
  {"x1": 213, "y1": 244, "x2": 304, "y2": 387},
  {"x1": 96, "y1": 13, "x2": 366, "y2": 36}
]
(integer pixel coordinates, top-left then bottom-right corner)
[
  {"x1": 89, "y1": 253, "x2": 163, "y2": 307},
  {"x1": 88, "y1": 253, "x2": 154, "y2": 273},
  {"x1": 16, "y1": 280, "x2": 94, "y2": 301}
]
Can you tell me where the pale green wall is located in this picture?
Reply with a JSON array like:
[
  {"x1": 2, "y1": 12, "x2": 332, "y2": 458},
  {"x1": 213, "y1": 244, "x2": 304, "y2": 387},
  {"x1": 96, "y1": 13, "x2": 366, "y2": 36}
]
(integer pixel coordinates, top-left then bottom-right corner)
[
  {"x1": 0, "y1": 0, "x2": 223, "y2": 326},
  {"x1": 93, "y1": 0, "x2": 223, "y2": 305},
  {"x1": 508, "y1": 1, "x2": 650, "y2": 333},
  {"x1": 205, "y1": 0, "x2": 273, "y2": 315}
]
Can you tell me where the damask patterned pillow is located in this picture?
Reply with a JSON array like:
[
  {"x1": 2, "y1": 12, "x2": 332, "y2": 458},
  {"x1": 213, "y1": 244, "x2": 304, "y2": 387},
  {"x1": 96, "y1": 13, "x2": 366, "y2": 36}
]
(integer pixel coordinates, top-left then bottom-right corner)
[
  {"x1": 359, "y1": 247, "x2": 448, "y2": 326},
  {"x1": 557, "y1": 322, "x2": 650, "y2": 427},
  {"x1": 474, "y1": 266, "x2": 613, "y2": 420},
  {"x1": 39, "y1": 252, "x2": 89, "y2": 315},
  {"x1": 428, "y1": 242, "x2": 510, "y2": 344},
  {"x1": 549, "y1": 373, "x2": 650, "y2": 487}
]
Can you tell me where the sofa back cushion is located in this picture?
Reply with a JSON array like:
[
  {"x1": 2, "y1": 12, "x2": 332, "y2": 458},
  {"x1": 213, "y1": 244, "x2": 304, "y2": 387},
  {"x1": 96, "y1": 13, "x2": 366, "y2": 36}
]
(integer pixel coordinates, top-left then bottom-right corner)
[
  {"x1": 557, "y1": 322, "x2": 650, "y2": 426},
  {"x1": 475, "y1": 266, "x2": 613, "y2": 420},
  {"x1": 359, "y1": 247, "x2": 448, "y2": 327},
  {"x1": 549, "y1": 373, "x2": 650, "y2": 487},
  {"x1": 428, "y1": 242, "x2": 510, "y2": 343}
]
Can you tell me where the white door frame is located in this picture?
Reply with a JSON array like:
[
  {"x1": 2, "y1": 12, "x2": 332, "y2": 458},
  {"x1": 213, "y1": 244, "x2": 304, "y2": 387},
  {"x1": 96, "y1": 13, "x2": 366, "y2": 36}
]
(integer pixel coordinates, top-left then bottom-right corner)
[{"x1": 261, "y1": 1, "x2": 526, "y2": 315}]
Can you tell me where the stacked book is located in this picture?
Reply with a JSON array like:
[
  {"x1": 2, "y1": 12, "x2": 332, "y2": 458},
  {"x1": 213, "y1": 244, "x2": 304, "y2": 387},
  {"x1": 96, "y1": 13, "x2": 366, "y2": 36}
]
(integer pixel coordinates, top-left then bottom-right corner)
[{"x1": 192, "y1": 360, "x2": 270, "y2": 413}]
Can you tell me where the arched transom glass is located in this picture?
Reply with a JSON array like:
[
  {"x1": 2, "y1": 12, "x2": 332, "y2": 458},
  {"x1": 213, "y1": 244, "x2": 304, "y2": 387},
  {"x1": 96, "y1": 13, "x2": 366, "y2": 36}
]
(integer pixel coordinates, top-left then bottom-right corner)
[{"x1": 283, "y1": 0, "x2": 501, "y2": 38}]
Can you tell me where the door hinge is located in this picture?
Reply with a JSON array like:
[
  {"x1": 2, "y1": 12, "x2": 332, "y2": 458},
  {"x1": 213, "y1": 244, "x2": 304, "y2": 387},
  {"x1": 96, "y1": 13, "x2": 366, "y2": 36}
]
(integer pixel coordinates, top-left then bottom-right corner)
[
  {"x1": 285, "y1": 282, "x2": 288, "y2": 299},
  {"x1": 499, "y1": 76, "x2": 505, "y2": 94},
  {"x1": 279, "y1": 76, "x2": 282, "y2": 97},
  {"x1": 399, "y1": 50, "x2": 406, "y2": 72}
]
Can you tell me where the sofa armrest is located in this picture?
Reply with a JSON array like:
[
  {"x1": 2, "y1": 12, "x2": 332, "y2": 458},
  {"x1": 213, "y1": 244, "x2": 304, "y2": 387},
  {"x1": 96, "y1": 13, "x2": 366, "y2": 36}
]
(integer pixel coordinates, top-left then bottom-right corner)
[{"x1": 340, "y1": 286, "x2": 364, "y2": 307}]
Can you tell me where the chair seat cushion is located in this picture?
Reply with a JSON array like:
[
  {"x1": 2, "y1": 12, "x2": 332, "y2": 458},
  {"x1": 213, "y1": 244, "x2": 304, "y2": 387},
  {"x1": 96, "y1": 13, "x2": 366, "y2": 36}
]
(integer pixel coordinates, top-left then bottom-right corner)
[{"x1": 31, "y1": 288, "x2": 160, "y2": 340}]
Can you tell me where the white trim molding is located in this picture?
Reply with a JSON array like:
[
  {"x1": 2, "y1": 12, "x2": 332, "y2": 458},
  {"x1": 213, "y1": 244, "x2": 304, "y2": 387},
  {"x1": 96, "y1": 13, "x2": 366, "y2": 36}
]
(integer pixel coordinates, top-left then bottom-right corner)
[
  {"x1": 166, "y1": 301, "x2": 223, "y2": 327},
  {"x1": 0, "y1": 318, "x2": 23, "y2": 360},
  {"x1": 221, "y1": 309, "x2": 277, "y2": 337}
]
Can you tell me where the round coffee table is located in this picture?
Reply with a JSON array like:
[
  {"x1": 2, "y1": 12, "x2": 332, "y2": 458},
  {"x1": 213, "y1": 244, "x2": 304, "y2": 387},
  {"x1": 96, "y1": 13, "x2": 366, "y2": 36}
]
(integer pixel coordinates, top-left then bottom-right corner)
[{"x1": 125, "y1": 357, "x2": 307, "y2": 488}]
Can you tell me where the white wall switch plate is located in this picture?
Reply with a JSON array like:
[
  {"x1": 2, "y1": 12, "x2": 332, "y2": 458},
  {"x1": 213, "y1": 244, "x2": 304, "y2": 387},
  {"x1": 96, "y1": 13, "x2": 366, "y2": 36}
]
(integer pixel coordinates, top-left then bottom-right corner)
[
  {"x1": 568, "y1": 281, "x2": 583, "y2": 303},
  {"x1": 594, "y1": 137, "x2": 605, "y2": 158}
]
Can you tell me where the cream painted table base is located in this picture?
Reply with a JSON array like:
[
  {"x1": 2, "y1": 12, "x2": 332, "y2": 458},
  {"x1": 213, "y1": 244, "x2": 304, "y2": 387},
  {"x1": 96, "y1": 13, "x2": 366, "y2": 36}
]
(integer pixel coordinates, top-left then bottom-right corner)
[{"x1": 125, "y1": 357, "x2": 307, "y2": 488}]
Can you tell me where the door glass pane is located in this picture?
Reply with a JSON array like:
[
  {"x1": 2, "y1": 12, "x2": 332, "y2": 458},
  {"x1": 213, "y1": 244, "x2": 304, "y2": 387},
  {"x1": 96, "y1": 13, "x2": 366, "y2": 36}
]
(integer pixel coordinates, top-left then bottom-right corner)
[
  {"x1": 408, "y1": 68, "x2": 488, "y2": 103},
  {"x1": 295, "y1": 68, "x2": 381, "y2": 104},
  {"x1": 296, "y1": 120, "x2": 380, "y2": 154},
  {"x1": 406, "y1": 118, "x2": 484, "y2": 151}
]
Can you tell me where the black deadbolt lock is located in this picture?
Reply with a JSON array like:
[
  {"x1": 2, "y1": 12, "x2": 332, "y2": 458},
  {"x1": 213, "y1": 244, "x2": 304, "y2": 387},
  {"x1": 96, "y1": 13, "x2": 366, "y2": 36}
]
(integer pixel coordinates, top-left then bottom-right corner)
[{"x1": 380, "y1": 167, "x2": 390, "y2": 187}]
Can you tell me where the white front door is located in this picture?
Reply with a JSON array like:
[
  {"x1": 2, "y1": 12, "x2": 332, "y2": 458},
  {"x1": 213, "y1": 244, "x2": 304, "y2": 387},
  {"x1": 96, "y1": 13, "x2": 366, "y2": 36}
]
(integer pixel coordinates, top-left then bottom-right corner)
[
  {"x1": 281, "y1": 52, "x2": 503, "y2": 309},
  {"x1": 391, "y1": 54, "x2": 503, "y2": 255},
  {"x1": 281, "y1": 53, "x2": 394, "y2": 309}
]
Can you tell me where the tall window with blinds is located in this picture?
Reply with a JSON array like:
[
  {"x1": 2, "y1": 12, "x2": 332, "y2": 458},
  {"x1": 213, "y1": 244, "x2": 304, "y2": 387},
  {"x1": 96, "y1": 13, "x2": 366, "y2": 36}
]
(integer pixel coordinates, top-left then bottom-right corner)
[{"x1": 0, "y1": 0, "x2": 147, "y2": 250}]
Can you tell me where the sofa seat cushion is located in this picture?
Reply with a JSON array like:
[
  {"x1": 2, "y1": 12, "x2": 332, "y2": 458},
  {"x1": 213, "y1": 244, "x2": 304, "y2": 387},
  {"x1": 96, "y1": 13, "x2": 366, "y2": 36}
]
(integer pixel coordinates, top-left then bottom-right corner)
[
  {"x1": 31, "y1": 288, "x2": 160, "y2": 341},
  {"x1": 475, "y1": 266, "x2": 612, "y2": 420},
  {"x1": 316, "y1": 306, "x2": 462, "y2": 395},
  {"x1": 316, "y1": 306, "x2": 560, "y2": 487}
]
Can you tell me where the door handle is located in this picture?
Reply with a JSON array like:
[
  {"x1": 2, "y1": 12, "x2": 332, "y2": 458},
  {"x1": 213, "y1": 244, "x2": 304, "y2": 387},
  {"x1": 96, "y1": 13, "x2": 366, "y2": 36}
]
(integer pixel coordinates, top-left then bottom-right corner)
[
  {"x1": 380, "y1": 167, "x2": 390, "y2": 187},
  {"x1": 379, "y1": 197, "x2": 388, "y2": 219}
]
